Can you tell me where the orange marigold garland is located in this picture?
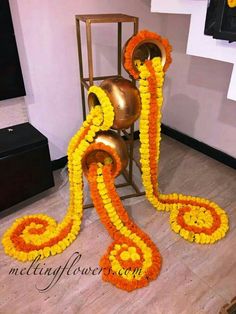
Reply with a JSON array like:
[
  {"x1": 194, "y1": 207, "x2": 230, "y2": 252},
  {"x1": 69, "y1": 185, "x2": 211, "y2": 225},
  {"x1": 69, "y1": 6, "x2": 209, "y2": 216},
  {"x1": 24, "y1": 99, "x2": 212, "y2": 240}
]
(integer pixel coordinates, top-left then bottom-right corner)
[
  {"x1": 123, "y1": 30, "x2": 172, "y2": 79},
  {"x1": 1, "y1": 78, "x2": 161, "y2": 291},
  {"x1": 2, "y1": 86, "x2": 114, "y2": 261},
  {"x1": 123, "y1": 30, "x2": 229, "y2": 244},
  {"x1": 87, "y1": 153, "x2": 161, "y2": 292},
  {"x1": 2, "y1": 81, "x2": 162, "y2": 292}
]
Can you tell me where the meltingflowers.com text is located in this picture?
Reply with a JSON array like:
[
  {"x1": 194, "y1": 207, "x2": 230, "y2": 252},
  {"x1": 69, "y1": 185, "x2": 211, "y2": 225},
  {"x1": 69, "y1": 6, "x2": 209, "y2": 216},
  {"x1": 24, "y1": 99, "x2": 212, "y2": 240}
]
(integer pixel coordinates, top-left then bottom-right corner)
[{"x1": 8, "y1": 252, "x2": 142, "y2": 292}]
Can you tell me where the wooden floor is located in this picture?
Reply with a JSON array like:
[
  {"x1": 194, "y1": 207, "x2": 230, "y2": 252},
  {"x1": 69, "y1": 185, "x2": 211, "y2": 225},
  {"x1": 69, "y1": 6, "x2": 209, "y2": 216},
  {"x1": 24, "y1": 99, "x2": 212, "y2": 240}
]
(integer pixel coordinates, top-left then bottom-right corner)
[{"x1": 0, "y1": 135, "x2": 235, "y2": 314}]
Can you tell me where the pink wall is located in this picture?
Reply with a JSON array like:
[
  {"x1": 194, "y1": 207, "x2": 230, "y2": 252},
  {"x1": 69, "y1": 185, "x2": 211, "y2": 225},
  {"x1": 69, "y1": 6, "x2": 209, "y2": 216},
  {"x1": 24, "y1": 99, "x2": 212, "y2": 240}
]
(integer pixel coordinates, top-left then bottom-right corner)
[{"x1": 5, "y1": 0, "x2": 236, "y2": 159}]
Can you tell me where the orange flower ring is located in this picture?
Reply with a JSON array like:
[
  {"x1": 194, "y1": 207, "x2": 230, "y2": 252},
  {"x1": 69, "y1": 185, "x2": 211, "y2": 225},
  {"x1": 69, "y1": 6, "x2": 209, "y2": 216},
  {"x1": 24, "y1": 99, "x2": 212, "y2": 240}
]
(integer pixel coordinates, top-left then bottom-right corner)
[
  {"x1": 82, "y1": 142, "x2": 121, "y2": 178},
  {"x1": 123, "y1": 29, "x2": 172, "y2": 79}
]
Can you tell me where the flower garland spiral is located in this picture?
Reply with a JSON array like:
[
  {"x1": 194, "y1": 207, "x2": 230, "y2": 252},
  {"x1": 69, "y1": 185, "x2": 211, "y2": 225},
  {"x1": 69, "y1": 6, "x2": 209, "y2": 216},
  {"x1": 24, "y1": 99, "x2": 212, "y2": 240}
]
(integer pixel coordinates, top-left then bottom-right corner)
[
  {"x1": 124, "y1": 30, "x2": 229, "y2": 245},
  {"x1": 2, "y1": 83, "x2": 161, "y2": 292},
  {"x1": 2, "y1": 86, "x2": 114, "y2": 262}
]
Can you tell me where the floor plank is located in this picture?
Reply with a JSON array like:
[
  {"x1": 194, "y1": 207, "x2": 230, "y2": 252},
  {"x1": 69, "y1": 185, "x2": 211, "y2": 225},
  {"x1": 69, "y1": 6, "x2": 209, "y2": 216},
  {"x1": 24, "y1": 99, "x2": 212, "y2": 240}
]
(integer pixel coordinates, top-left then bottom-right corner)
[{"x1": 0, "y1": 135, "x2": 235, "y2": 314}]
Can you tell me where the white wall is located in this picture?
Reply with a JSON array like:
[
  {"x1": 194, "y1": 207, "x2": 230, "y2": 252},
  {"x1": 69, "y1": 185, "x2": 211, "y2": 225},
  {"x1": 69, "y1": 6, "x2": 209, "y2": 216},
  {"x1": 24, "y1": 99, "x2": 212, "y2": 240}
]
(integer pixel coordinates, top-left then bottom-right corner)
[
  {"x1": 3, "y1": 0, "x2": 235, "y2": 160},
  {"x1": 151, "y1": 0, "x2": 236, "y2": 158},
  {"x1": 7, "y1": 0, "x2": 167, "y2": 160},
  {"x1": 160, "y1": 14, "x2": 236, "y2": 158},
  {"x1": 151, "y1": 0, "x2": 236, "y2": 101}
]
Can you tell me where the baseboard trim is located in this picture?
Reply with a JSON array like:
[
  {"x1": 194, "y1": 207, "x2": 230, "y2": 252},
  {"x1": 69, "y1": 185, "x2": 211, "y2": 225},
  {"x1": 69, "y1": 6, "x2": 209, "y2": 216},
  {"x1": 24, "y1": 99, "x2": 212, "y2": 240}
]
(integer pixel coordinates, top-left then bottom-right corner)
[
  {"x1": 51, "y1": 126, "x2": 236, "y2": 171},
  {"x1": 51, "y1": 156, "x2": 68, "y2": 171},
  {"x1": 161, "y1": 124, "x2": 236, "y2": 169}
]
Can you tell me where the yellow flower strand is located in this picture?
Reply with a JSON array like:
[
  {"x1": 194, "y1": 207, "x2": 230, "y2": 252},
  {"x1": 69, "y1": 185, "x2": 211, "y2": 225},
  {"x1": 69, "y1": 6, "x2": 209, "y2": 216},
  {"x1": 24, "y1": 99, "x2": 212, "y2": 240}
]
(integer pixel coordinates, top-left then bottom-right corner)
[
  {"x1": 137, "y1": 57, "x2": 229, "y2": 244},
  {"x1": 2, "y1": 86, "x2": 114, "y2": 262}
]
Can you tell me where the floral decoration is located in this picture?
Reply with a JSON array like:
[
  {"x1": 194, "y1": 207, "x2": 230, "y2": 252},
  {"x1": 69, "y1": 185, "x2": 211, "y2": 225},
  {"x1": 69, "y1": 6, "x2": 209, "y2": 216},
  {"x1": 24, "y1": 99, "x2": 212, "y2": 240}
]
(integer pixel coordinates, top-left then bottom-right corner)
[
  {"x1": 2, "y1": 86, "x2": 114, "y2": 262},
  {"x1": 130, "y1": 39, "x2": 229, "y2": 244},
  {"x1": 2, "y1": 80, "x2": 161, "y2": 292},
  {"x1": 123, "y1": 29, "x2": 172, "y2": 79},
  {"x1": 88, "y1": 159, "x2": 161, "y2": 292},
  {"x1": 2, "y1": 29, "x2": 230, "y2": 294}
]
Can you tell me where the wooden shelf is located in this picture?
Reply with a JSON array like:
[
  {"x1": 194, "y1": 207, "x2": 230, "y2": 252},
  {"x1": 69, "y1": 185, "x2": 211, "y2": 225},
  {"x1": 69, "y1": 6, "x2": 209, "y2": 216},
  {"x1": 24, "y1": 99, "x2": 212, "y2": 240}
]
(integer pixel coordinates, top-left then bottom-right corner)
[
  {"x1": 75, "y1": 14, "x2": 144, "y2": 209},
  {"x1": 76, "y1": 13, "x2": 137, "y2": 23}
]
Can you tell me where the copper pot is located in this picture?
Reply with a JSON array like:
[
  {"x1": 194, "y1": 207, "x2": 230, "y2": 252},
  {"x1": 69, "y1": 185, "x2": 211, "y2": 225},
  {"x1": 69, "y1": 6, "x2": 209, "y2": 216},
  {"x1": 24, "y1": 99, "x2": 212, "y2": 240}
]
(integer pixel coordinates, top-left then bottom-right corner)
[
  {"x1": 82, "y1": 130, "x2": 128, "y2": 177},
  {"x1": 88, "y1": 77, "x2": 141, "y2": 130},
  {"x1": 123, "y1": 38, "x2": 167, "y2": 76}
]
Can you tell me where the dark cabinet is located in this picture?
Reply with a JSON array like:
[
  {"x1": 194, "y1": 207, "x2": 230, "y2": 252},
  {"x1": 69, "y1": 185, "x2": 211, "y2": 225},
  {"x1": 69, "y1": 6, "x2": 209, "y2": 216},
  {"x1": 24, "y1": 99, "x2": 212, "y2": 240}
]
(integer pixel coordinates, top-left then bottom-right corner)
[{"x1": 0, "y1": 123, "x2": 54, "y2": 210}]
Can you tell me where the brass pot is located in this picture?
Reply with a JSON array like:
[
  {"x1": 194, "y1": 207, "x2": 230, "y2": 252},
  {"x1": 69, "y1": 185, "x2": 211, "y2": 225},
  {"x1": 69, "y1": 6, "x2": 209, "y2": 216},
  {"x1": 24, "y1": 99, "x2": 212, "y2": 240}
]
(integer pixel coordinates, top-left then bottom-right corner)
[
  {"x1": 82, "y1": 130, "x2": 128, "y2": 177},
  {"x1": 123, "y1": 38, "x2": 166, "y2": 75},
  {"x1": 88, "y1": 77, "x2": 141, "y2": 130}
]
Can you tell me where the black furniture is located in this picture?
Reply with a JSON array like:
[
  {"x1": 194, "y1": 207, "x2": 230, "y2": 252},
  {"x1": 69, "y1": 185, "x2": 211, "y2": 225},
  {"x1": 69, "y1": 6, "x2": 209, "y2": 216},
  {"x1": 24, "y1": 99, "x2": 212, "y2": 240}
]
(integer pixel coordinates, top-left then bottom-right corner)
[{"x1": 0, "y1": 123, "x2": 54, "y2": 210}]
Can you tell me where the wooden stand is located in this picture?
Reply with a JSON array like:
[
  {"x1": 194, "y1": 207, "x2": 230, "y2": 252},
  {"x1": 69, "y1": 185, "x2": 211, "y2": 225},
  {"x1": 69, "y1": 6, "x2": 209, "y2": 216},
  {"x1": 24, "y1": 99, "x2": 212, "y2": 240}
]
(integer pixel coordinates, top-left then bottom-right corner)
[{"x1": 75, "y1": 14, "x2": 145, "y2": 208}]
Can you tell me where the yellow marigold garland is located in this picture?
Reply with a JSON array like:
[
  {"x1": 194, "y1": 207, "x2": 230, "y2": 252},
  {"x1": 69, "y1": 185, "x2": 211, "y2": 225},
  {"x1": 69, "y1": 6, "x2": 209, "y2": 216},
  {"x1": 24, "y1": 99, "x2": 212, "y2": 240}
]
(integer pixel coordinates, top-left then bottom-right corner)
[
  {"x1": 2, "y1": 81, "x2": 161, "y2": 291},
  {"x1": 2, "y1": 86, "x2": 114, "y2": 262},
  {"x1": 136, "y1": 56, "x2": 229, "y2": 244},
  {"x1": 123, "y1": 29, "x2": 229, "y2": 244}
]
